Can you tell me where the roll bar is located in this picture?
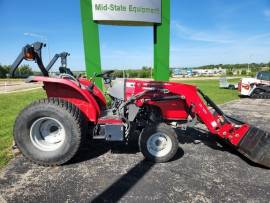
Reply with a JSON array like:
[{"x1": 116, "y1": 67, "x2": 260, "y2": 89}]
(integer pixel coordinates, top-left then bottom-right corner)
[
  {"x1": 10, "y1": 42, "x2": 49, "y2": 77},
  {"x1": 46, "y1": 52, "x2": 70, "y2": 72}
]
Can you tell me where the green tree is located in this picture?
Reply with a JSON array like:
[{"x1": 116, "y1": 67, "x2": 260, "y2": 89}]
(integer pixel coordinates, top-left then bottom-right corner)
[
  {"x1": 241, "y1": 69, "x2": 247, "y2": 75},
  {"x1": 0, "y1": 65, "x2": 11, "y2": 78},
  {"x1": 0, "y1": 64, "x2": 4, "y2": 78},
  {"x1": 226, "y1": 69, "x2": 233, "y2": 76},
  {"x1": 17, "y1": 65, "x2": 33, "y2": 78}
]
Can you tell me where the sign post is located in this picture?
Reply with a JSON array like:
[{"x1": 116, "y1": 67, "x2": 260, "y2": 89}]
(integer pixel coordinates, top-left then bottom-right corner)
[
  {"x1": 154, "y1": 0, "x2": 170, "y2": 81},
  {"x1": 80, "y1": 0, "x2": 103, "y2": 88},
  {"x1": 80, "y1": 0, "x2": 170, "y2": 89}
]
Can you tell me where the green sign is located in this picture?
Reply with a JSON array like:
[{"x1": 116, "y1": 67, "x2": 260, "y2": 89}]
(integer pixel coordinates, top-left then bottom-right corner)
[
  {"x1": 80, "y1": 0, "x2": 170, "y2": 89},
  {"x1": 92, "y1": 0, "x2": 161, "y2": 25}
]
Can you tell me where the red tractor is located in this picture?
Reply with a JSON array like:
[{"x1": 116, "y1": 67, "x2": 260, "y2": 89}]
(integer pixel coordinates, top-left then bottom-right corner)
[{"x1": 10, "y1": 42, "x2": 270, "y2": 168}]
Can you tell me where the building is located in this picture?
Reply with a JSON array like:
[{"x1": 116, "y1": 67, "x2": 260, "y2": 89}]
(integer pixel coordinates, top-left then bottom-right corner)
[
  {"x1": 171, "y1": 68, "x2": 193, "y2": 77},
  {"x1": 171, "y1": 67, "x2": 226, "y2": 77}
]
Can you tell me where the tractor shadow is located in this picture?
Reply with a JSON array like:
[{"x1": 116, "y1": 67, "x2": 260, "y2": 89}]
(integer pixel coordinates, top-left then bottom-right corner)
[
  {"x1": 69, "y1": 126, "x2": 266, "y2": 168},
  {"x1": 177, "y1": 127, "x2": 268, "y2": 169},
  {"x1": 67, "y1": 127, "x2": 268, "y2": 203},
  {"x1": 69, "y1": 135, "x2": 185, "y2": 165},
  {"x1": 91, "y1": 159, "x2": 155, "y2": 203},
  {"x1": 68, "y1": 140, "x2": 111, "y2": 165}
]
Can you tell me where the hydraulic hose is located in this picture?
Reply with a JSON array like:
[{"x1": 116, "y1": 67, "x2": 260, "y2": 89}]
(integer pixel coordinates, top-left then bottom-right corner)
[{"x1": 197, "y1": 89, "x2": 229, "y2": 123}]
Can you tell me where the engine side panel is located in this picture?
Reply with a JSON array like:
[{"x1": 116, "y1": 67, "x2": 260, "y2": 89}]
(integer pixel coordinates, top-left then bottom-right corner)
[
  {"x1": 107, "y1": 78, "x2": 126, "y2": 100},
  {"x1": 125, "y1": 79, "x2": 188, "y2": 120},
  {"x1": 150, "y1": 100, "x2": 188, "y2": 120}
]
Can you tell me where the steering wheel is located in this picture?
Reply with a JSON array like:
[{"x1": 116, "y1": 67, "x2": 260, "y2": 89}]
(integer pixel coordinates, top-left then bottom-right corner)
[
  {"x1": 88, "y1": 70, "x2": 115, "y2": 91},
  {"x1": 96, "y1": 70, "x2": 115, "y2": 85},
  {"x1": 96, "y1": 70, "x2": 114, "y2": 78}
]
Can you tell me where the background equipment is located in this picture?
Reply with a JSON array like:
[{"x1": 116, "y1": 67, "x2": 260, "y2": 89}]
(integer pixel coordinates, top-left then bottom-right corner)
[
  {"x1": 219, "y1": 77, "x2": 238, "y2": 89},
  {"x1": 239, "y1": 71, "x2": 270, "y2": 98}
]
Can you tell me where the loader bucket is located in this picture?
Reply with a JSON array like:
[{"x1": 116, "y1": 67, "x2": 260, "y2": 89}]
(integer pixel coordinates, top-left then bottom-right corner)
[
  {"x1": 238, "y1": 126, "x2": 270, "y2": 168},
  {"x1": 197, "y1": 89, "x2": 270, "y2": 168}
]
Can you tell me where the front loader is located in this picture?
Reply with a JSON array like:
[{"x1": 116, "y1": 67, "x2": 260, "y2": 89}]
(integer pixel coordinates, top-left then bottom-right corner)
[{"x1": 10, "y1": 42, "x2": 270, "y2": 168}]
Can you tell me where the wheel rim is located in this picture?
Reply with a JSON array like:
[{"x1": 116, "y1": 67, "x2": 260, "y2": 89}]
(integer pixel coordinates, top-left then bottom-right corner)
[
  {"x1": 146, "y1": 132, "x2": 173, "y2": 157},
  {"x1": 30, "y1": 117, "x2": 66, "y2": 151}
]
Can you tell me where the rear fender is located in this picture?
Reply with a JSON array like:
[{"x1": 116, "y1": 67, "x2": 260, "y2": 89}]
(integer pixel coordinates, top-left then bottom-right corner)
[
  {"x1": 78, "y1": 78, "x2": 107, "y2": 107},
  {"x1": 26, "y1": 76, "x2": 100, "y2": 123}
]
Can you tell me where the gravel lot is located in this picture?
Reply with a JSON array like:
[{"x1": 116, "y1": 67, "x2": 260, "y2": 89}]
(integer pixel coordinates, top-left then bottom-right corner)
[
  {"x1": 0, "y1": 80, "x2": 41, "y2": 94},
  {"x1": 0, "y1": 99, "x2": 269, "y2": 203}
]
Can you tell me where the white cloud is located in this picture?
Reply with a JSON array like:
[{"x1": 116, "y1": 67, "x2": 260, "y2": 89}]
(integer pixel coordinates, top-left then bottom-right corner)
[
  {"x1": 247, "y1": 32, "x2": 270, "y2": 41},
  {"x1": 170, "y1": 44, "x2": 270, "y2": 68},
  {"x1": 172, "y1": 21, "x2": 234, "y2": 44},
  {"x1": 171, "y1": 22, "x2": 270, "y2": 67}
]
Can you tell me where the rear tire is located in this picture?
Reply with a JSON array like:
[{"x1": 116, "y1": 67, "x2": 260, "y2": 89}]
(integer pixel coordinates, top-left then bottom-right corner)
[
  {"x1": 13, "y1": 98, "x2": 83, "y2": 166},
  {"x1": 139, "y1": 123, "x2": 179, "y2": 163}
]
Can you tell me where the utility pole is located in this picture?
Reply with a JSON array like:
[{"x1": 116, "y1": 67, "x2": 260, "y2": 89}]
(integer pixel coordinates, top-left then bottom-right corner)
[{"x1": 248, "y1": 54, "x2": 253, "y2": 74}]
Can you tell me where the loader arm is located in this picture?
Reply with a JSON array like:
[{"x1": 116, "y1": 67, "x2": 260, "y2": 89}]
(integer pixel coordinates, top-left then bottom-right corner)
[
  {"x1": 168, "y1": 84, "x2": 249, "y2": 144},
  {"x1": 133, "y1": 81, "x2": 249, "y2": 144},
  {"x1": 158, "y1": 82, "x2": 270, "y2": 168}
]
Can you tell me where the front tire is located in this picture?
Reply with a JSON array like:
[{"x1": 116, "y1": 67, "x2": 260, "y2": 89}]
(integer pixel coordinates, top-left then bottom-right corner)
[
  {"x1": 14, "y1": 98, "x2": 83, "y2": 166},
  {"x1": 139, "y1": 123, "x2": 179, "y2": 163}
]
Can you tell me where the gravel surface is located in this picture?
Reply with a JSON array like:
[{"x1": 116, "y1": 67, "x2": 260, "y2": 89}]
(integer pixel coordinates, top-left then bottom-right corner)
[
  {"x1": 0, "y1": 98, "x2": 269, "y2": 203},
  {"x1": 0, "y1": 81, "x2": 41, "y2": 94}
]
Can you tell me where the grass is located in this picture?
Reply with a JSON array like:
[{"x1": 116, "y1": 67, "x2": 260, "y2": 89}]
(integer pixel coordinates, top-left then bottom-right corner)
[
  {"x1": 0, "y1": 89, "x2": 45, "y2": 169},
  {"x1": 0, "y1": 78, "x2": 24, "y2": 83},
  {"x1": 0, "y1": 78, "x2": 240, "y2": 169},
  {"x1": 171, "y1": 78, "x2": 240, "y2": 104}
]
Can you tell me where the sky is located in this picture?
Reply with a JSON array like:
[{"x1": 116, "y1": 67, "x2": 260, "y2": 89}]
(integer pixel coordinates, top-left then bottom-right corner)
[{"x1": 0, "y1": 0, "x2": 270, "y2": 71}]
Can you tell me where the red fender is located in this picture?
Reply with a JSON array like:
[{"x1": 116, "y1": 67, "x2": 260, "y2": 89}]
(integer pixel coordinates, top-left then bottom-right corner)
[
  {"x1": 26, "y1": 76, "x2": 101, "y2": 123},
  {"x1": 78, "y1": 78, "x2": 107, "y2": 107}
]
